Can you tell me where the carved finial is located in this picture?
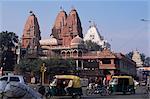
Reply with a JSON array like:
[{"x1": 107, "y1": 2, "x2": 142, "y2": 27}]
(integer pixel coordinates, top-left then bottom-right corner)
[
  {"x1": 89, "y1": 20, "x2": 96, "y2": 27},
  {"x1": 29, "y1": 11, "x2": 34, "y2": 15},
  {"x1": 29, "y1": 11, "x2": 33, "y2": 14},
  {"x1": 89, "y1": 20, "x2": 92, "y2": 28},
  {"x1": 89, "y1": 20, "x2": 91, "y2": 23},
  {"x1": 60, "y1": 6, "x2": 64, "y2": 11}
]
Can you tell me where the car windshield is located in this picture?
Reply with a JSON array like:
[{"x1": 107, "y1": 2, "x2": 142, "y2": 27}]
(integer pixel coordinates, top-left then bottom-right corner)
[
  {"x1": 10, "y1": 77, "x2": 20, "y2": 82},
  {"x1": 0, "y1": 77, "x2": 8, "y2": 81}
]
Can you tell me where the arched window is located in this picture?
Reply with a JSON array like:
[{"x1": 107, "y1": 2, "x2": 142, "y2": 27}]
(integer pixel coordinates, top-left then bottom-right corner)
[
  {"x1": 78, "y1": 51, "x2": 82, "y2": 57},
  {"x1": 61, "y1": 51, "x2": 65, "y2": 57},
  {"x1": 66, "y1": 51, "x2": 70, "y2": 57},
  {"x1": 73, "y1": 50, "x2": 77, "y2": 57}
]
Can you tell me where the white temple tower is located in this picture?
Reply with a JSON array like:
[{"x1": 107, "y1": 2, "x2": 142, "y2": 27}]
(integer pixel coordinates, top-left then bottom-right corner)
[
  {"x1": 132, "y1": 50, "x2": 143, "y2": 68},
  {"x1": 83, "y1": 23, "x2": 110, "y2": 50}
]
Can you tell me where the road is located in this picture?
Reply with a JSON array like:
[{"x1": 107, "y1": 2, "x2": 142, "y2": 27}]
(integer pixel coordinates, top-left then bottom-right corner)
[
  {"x1": 82, "y1": 86, "x2": 149, "y2": 99},
  {"x1": 29, "y1": 84, "x2": 149, "y2": 99}
]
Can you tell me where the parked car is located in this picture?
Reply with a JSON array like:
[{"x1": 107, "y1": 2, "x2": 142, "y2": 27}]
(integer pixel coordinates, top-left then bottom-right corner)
[
  {"x1": 0, "y1": 74, "x2": 25, "y2": 84},
  {"x1": 0, "y1": 74, "x2": 26, "y2": 95},
  {"x1": 0, "y1": 74, "x2": 42, "y2": 99}
]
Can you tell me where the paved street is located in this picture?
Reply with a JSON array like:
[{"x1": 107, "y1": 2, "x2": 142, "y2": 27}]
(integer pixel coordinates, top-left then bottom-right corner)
[
  {"x1": 29, "y1": 84, "x2": 149, "y2": 99},
  {"x1": 82, "y1": 86, "x2": 149, "y2": 99}
]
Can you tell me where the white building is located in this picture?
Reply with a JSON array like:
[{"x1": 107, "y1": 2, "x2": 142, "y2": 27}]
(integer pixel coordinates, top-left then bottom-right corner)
[
  {"x1": 83, "y1": 23, "x2": 110, "y2": 49},
  {"x1": 132, "y1": 50, "x2": 143, "y2": 68}
]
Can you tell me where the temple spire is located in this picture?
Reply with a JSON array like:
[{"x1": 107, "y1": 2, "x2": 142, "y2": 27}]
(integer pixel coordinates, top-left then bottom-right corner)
[
  {"x1": 29, "y1": 10, "x2": 34, "y2": 16},
  {"x1": 60, "y1": 6, "x2": 64, "y2": 11},
  {"x1": 21, "y1": 11, "x2": 41, "y2": 50}
]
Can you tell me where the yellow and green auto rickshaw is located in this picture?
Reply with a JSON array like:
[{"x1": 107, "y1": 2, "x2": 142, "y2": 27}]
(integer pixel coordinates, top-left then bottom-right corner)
[
  {"x1": 109, "y1": 76, "x2": 135, "y2": 94},
  {"x1": 46, "y1": 75, "x2": 82, "y2": 98}
]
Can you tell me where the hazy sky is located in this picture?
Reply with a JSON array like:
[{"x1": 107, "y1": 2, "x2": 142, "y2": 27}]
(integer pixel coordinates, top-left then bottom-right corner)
[{"x1": 0, "y1": 0, "x2": 149, "y2": 56}]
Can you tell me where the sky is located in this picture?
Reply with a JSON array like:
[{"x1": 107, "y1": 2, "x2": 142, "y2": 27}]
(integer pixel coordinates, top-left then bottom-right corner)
[{"x1": 0, "y1": 0, "x2": 150, "y2": 57}]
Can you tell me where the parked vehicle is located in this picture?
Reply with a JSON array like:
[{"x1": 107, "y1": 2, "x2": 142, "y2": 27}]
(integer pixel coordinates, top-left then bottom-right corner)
[
  {"x1": 46, "y1": 75, "x2": 82, "y2": 99},
  {"x1": 0, "y1": 74, "x2": 25, "y2": 84},
  {"x1": 109, "y1": 76, "x2": 135, "y2": 94},
  {"x1": 0, "y1": 74, "x2": 26, "y2": 94},
  {"x1": 0, "y1": 74, "x2": 42, "y2": 99}
]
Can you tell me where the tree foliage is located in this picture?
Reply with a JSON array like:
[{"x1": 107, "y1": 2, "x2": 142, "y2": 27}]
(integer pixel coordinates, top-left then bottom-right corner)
[
  {"x1": 140, "y1": 53, "x2": 146, "y2": 63},
  {"x1": 125, "y1": 52, "x2": 133, "y2": 59},
  {"x1": 0, "y1": 31, "x2": 18, "y2": 51},
  {"x1": 14, "y1": 58, "x2": 76, "y2": 76},
  {"x1": 85, "y1": 40, "x2": 102, "y2": 51},
  {"x1": 144, "y1": 57, "x2": 150, "y2": 66},
  {"x1": 0, "y1": 31, "x2": 19, "y2": 71},
  {"x1": 126, "y1": 51, "x2": 150, "y2": 66}
]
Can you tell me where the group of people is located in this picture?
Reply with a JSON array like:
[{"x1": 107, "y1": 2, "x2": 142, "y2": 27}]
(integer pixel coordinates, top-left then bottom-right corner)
[
  {"x1": 87, "y1": 75, "x2": 112, "y2": 91},
  {"x1": 50, "y1": 78, "x2": 73, "y2": 95}
]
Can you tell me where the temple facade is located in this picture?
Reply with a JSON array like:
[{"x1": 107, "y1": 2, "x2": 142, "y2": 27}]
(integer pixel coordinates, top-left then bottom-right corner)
[
  {"x1": 21, "y1": 8, "x2": 137, "y2": 78},
  {"x1": 38, "y1": 8, "x2": 85, "y2": 60}
]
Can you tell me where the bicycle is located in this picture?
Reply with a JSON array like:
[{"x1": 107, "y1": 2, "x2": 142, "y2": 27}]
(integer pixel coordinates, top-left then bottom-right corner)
[{"x1": 86, "y1": 84, "x2": 111, "y2": 96}]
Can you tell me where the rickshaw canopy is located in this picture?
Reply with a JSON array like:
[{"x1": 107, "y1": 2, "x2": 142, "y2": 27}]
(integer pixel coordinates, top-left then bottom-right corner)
[
  {"x1": 54, "y1": 75, "x2": 81, "y2": 88},
  {"x1": 111, "y1": 76, "x2": 134, "y2": 85}
]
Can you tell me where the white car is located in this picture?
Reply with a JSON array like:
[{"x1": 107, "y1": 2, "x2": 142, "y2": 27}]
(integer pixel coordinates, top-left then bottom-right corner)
[
  {"x1": 0, "y1": 74, "x2": 25, "y2": 84},
  {"x1": 0, "y1": 74, "x2": 42, "y2": 99},
  {"x1": 0, "y1": 74, "x2": 25, "y2": 94}
]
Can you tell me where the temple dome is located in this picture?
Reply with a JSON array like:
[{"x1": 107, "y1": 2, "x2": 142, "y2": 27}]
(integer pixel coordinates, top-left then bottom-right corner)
[
  {"x1": 71, "y1": 35, "x2": 84, "y2": 46},
  {"x1": 40, "y1": 36, "x2": 58, "y2": 46}
]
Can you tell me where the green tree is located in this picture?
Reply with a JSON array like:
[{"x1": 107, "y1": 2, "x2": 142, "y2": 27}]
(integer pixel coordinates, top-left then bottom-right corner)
[
  {"x1": 0, "y1": 31, "x2": 18, "y2": 51},
  {"x1": 43, "y1": 57, "x2": 76, "y2": 74},
  {"x1": 140, "y1": 53, "x2": 146, "y2": 63},
  {"x1": 85, "y1": 40, "x2": 102, "y2": 51},
  {"x1": 0, "y1": 31, "x2": 19, "y2": 71},
  {"x1": 144, "y1": 57, "x2": 150, "y2": 66},
  {"x1": 15, "y1": 57, "x2": 76, "y2": 76},
  {"x1": 16, "y1": 58, "x2": 42, "y2": 73},
  {"x1": 125, "y1": 52, "x2": 133, "y2": 59},
  {"x1": 126, "y1": 51, "x2": 150, "y2": 66}
]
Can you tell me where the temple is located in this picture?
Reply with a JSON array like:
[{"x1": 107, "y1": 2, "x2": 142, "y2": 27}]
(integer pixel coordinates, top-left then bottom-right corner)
[
  {"x1": 21, "y1": 11, "x2": 41, "y2": 57},
  {"x1": 21, "y1": 8, "x2": 136, "y2": 78}
]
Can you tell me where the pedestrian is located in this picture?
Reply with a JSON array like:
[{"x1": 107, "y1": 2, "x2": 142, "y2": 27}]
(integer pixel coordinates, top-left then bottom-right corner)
[
  {"x1": 103, "y1": 77, "x2": 106, "y2": 86},
  {"x1": 64, "y1": 79, "x2": 73, "y2": 95}
]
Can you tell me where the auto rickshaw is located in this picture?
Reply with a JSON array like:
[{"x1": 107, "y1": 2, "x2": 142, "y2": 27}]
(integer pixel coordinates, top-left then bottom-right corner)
[
  {"x1": 109, "y1": 76, "x2": 135, "y2": 94},
  {"x1": 46, "y1": 75, "x2": 82, "y2": 98}
]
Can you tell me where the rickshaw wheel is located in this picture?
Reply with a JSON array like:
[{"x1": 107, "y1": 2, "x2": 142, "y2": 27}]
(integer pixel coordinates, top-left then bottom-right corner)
[
  {"x1": 131, "y1": 89, "x2": 135, "y2": 94},
  {"x1": 86, "y1": 89, "x2": 92, "y2": 96},
  {"x1": 72, "y1": 95, "x2": 81, "y2": 99},
  {"x1": 100, "y1": 88, "x2": 107, "y2": 96}
]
